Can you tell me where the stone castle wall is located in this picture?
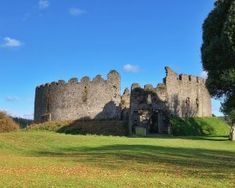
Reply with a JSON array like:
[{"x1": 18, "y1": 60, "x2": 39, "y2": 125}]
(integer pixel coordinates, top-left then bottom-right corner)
[
  {"x1": 34, "y1": 71, "x2": 121, "y2": 122},
  {"x1": 35, "y1": 67, "x2": 212, "y2": 129},
  {"x1": 128, "y1": 67, "x2": 212, "y2": 134},
  {"x1": 165, "y1": 67, "x2": 211, "y2": 117},
  {"x1": 128, "y1": 83, "x2": 168, "y2": 134}
]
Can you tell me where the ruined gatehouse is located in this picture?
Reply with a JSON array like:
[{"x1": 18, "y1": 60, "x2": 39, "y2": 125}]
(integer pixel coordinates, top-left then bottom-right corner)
[{"x1": 34, "y1": 67, "x2": 211, "y2": 134}]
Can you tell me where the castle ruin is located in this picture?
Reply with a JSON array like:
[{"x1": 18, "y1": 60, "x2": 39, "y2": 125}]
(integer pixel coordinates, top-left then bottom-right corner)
[
  {"x1": 34, "y1": 70, "x2": 121, "y2": 122},
  {"x1": 34, "y1": 67, "x2": 211, "y2": 134}
]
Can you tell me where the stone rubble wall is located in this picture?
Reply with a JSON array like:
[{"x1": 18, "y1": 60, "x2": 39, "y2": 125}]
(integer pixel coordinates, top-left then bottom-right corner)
[{"x1": 128, "y1": 83, "x2": 168, "y2": 133}]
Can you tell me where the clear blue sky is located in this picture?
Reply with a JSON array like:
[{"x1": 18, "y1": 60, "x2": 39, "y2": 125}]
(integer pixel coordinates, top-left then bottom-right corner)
[{"x1": 0, "y1": 0, "x2": 221, "y2": 119}]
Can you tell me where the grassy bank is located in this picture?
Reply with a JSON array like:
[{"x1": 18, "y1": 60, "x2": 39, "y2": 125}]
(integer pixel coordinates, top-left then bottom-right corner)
[
  {"x1": 0, "y1": 131, "x2": 234, "y2": 187},
  {"x1": 170, "y1": 117, "x2": 230, "y2": 136}
]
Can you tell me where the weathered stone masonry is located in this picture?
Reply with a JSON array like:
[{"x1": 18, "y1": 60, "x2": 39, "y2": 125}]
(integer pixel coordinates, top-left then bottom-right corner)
[
  {"x1": 165, "y1": 67, "x2": 211, "y2": 117},
  {"x1": 34, "y1": 67, "x2": 212, "y2": 134},
  {"x1": 128, "y1": 67, "x2": 211, "y2": 134},
  {"x1": 34, "y1": 70, "x2": 121, "y2": 122}
]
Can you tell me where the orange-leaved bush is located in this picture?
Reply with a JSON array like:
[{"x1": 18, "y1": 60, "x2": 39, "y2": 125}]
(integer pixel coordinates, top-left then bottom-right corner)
[{"x1": 0, "y1": 112, "x2": 19, "y2": 133}]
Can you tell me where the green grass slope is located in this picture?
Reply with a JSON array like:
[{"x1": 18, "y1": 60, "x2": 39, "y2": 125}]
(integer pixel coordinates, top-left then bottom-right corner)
[
  {"x1": 170, "y1": 117, "x2": 230, "y2": 136},
  {"x1": 0, "y1": 131, "x2": 234, "y2": 187}
]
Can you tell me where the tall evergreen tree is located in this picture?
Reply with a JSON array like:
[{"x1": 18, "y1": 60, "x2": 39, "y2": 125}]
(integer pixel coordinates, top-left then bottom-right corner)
[{"x1": 201, "y1": 0, "x2": 235, "y2": 114}]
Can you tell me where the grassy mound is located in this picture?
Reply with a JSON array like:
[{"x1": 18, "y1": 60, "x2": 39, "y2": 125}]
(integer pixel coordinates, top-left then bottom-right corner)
[
  {"x1": 170, "y1": 117, "x2": 230, "y2": 136},
  {"x1": 28, "y1": 120, "x2": 128, "y2": 136},
  {"x1": 0, "y1": 112, "x2": 20, "y2": 133}
]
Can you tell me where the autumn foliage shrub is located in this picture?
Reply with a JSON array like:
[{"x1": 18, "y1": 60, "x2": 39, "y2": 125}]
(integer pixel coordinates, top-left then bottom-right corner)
[{"x1": 0, "y1": 112, "x2": 20, "y2": 133}]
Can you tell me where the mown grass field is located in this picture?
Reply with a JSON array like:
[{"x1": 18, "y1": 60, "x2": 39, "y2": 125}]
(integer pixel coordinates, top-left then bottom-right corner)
[{"x1": 0, "y1": 130, "x2": 235, "y2": 188}]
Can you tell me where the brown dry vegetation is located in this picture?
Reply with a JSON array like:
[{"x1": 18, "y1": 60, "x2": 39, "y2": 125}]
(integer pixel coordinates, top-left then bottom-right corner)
[
  {"x1": 0, "y1": 112, "x2": 19, "y2": 133},
  {"x1": 28, "y1": 120, "x2": 128, "y2": 136}
]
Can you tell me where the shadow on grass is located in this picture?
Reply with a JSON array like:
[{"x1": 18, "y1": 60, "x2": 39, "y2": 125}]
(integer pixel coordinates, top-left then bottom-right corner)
[
  {"x1": 36, "y1": 144, "x2": 235, "y2": 179},
  {"x1": 129, "y1": 135, "x2": 229, "y2": 141},
  {"x1": 179, "y1": 135, "x2": 229, "y2": 141}
]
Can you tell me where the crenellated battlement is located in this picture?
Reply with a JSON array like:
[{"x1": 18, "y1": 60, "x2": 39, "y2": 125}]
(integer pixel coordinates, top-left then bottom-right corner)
[
  {"x1": 177, "y1": 74, "x2": 205, "y2": 84},
  {"x1": 131, "y1": 83, "x2": 141, "y2": 90},
  {"x1": 131, "y1": 83, "x2": 167, "y2": 93},
  {"x1": 36, "y1": 70, "x2": 120, "y2": 91},
  {"x1": 165, "y1": 66, "x2": 206, "y2": 85}
]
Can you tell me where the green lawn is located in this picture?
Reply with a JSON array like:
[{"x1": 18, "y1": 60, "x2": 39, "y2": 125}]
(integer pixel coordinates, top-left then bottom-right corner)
[{"x1": 0, "y1": 131, "x2": 235, "y2": 188}]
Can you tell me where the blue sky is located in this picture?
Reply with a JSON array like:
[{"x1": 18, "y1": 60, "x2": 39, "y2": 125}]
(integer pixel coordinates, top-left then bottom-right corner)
[{"x1": 0, "y1": 0, "x2": 221, "y2": 119}]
